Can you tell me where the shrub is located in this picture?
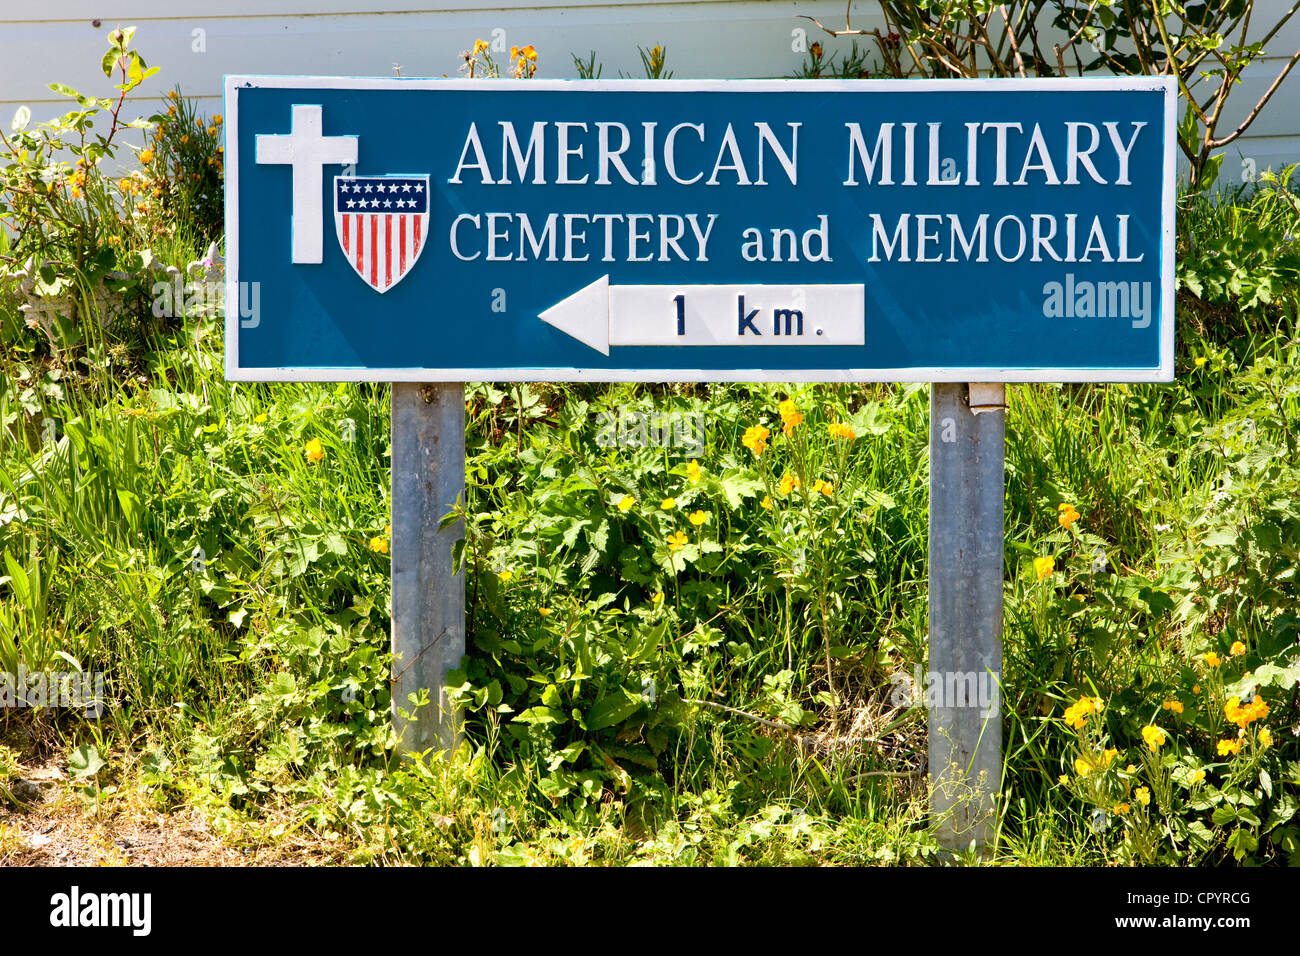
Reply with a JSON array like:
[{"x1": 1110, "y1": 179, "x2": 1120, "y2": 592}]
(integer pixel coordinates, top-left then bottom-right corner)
[{"x1": 140, "y1": 87, "x2": 224, "y2": 246}]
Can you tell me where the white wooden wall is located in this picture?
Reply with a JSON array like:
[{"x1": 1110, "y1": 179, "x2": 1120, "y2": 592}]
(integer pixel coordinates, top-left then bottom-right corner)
[{"x1": 3, "y1": 0, "x2": 1298, "y2": 184}]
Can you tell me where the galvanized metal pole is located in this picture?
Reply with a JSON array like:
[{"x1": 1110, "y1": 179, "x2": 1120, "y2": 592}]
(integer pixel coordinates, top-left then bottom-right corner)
[
  {"x1": 928, "y1": 382, "x2": 1005, "y2": 854},
  {"x1": 390, "y1": 382, "x2": 466, "y2": 756}
]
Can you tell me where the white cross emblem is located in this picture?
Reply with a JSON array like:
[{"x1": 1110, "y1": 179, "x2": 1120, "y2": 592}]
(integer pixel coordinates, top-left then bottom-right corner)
[{"x1": 255, "y1": 105, "x2": 358, "y2": 264}]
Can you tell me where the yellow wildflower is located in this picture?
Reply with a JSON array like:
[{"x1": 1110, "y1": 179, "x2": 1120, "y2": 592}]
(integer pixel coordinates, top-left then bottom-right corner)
[
  {"x1": 1063, "y1": 696, "x2": 1099, "y2": 729},
  {"x1": 779, "y1": 474, "x2": 800, "y2": 496},
  {"x1": 1058, "y1": 774, "x2": 1069, "y2": 785},
  {"x1": 368, "y1": 536, "x2": 389, "y2": 554},
  {"x1": 617, "y1": 495, "x2": 635, "y2": 512},
  {"x1": 1193, "y1": 684, "x2": 1201, "y2": 694},
  {"x1": 1161, "y1": 699, "x2": 1184, "y2": 714},
  {"x1": 760, "y1": 495, "x2": 773, "y2": 511},
  {"x1": 1224, "y1": 694, "x2": 1268, "y2": 730},
  {"x1": 498, "y1": 570, "x2": 514, "y2": 583},
  {"x1": 1259, "y1": 727, "x2": 1273, "y2": 749},
  {"x1": 1135, "y1": 786, "x2": 1150, "y2": 807},
  {"x1": 742, "y1": 425, "x2": 770, "y2": 456},
  {"x1": 1141, "y1": 725, "x2": 1167, "y2": 750},
  {"x1": 538, "y1": 607, "x2": 552, "y2": 617},
  {"x1": 812, "y1": 479, "x2": 834, "y2": 496},
  {"x1": 828, "y1": 422, "x2": 856, "y2": 440},
  {"x1": 1229, "y1": 640, "x2": 1246, "y2": 656},
  {"x1": 304, "y1": 438, "x2": 325, "y2": 462},
  {"x1": 651, "y1": 592, "x2": 664, "y2": 605},
  {"x1": 667, "y1": 530, "x2": 688, "y2": 553},
  {"x1": 1034, "y1": 556, "x2": 1056, "y2": 581},
  {"x1": 1074, "y1": 757, "x2": 1095, "y2": 777},
  {"x1": 687, "y1": 459, "x2": 701, "y2": 484},
  {"x1": 688, "y1": 510, "x2": 707, "y2": 527},
  {"x1": 1115, "y1": 802, "x2": 1130, "y2": 816},
  {"x1": 138, "y1": 148, "x2": 154, "y2": 164},
  {"x1": 1217, "y1": 738, "x2": 1243, "y2": 757},
  {"x1": 168, "y1": 90, "x2": 179, "y2": 100},
  {"x1": 1101, "y1": 748, "x2": 1118, "y2": 768},
  {"x1": 1057, "y1": 503, "x2": 1080, "y2": 530},
  {"x1": 660, "y1": 497, "x2": 676, "y2": 511},
  {"x1": 1192, "y1": 769, "x2": 1205, "y2": 783},
  {"x1": 212, "y1": 114, "x2": 222, "y2": 124},
  {"x1": 1202, "y1": 652, "x2": 1221, "y2": 667},
  {"x1": 778, "y1": 398, "x2": 802, "y2": 435},
  {"x1": 1194, "y1": 356, "x2": 1207, "y2": 368},
  {"x1": 473, "y1": 39, "x2": 489, "y2": 55}
]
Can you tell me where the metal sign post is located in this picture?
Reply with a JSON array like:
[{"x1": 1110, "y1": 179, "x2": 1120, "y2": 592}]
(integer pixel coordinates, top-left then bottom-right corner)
[
  {"x1": 390, "y1": 382, "x2": 465, "y2": 754},
  {"x1": 929, "y1": 382, "x2": 1005, "y2": 853},
  {"x1": 225, "y1": 76, "x2": 1176, "y2": 851}
]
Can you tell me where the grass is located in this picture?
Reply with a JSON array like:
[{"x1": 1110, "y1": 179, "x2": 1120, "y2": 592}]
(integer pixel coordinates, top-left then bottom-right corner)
[{"x1": 1, "y1": 180, "x2": 1299, "y2": 865}]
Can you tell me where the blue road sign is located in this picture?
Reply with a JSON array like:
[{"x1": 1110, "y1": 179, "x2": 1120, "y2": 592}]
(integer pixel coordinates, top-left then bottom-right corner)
[{"x1": 225, "y1": 77, "x2": 1176, "y2": 382}]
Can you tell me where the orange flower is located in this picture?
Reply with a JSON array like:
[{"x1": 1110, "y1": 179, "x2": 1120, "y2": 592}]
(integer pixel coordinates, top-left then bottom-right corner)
[{"x1": 828, "y1": 422, "x2": 856, "y2": 440}]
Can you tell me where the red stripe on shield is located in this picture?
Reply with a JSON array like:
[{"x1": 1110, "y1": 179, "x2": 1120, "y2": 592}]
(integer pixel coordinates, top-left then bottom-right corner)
[
  {"x1": 370, "y1": 216, "x2": 378, "y2": 289},
  {"x1": 385, "y1": 215, "x2": 392, "y2": 289},
  {"x1": 354, "y1": 215, "x2": 363, "y2": 275},
  {"x1": 342, "y1": 214, "x2": 350, "y2": 255}
]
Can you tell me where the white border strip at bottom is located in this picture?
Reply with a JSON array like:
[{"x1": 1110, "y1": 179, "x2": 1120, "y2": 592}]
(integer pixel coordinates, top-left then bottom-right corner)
[{"x1": 225, "y1": 366, "x2": 1172, "y2": 383}]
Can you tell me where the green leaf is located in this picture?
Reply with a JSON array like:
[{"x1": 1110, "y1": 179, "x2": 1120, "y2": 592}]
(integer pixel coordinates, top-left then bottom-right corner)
[
  {"x1": 585, "y1": 687, "x2": 644, "y2": 731},
  {"x1": 10, "y1": 106, "x2": 29, "y2": 132},
  {"x1": 716, "y1": 470, "x2": 764, "y2": 509},
  {"x1": 115, "y1": 489, "x2": 142, "y2": 527},
  {"x1": 513, "y1": 705, "x2": 565, "y2": 725},
  {"x1": 266, "y1": 672, "x2": 297, "y2": 699},
  {"x1": 68, "y1": 745, "x2": 105, "y2": 779}
]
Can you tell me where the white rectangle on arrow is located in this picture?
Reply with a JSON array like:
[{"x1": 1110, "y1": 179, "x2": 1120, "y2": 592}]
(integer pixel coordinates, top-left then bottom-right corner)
[{"x1": 610, "y1": 284, "x2": 864, "y2": 348}]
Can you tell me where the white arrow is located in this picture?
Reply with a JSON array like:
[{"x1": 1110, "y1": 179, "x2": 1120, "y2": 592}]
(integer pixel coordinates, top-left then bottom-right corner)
[{"x1": 538, "y1": 276, "x2": 865, "y2": 357}]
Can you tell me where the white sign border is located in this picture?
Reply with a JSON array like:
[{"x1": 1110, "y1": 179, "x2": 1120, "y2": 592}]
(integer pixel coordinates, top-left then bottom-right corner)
[{"x1": 224, "y1": 75, "x2": 1177, "y2": 383}]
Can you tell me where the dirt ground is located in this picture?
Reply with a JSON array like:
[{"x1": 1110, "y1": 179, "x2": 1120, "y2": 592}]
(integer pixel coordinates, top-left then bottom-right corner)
[{"x1": 1, "y1": 753, "x2": 342, "y2": 867}]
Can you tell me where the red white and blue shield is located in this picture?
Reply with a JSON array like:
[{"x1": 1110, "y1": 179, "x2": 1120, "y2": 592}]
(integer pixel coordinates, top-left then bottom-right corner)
[{"x1": 333, "y1": 174, "x2": 429, "y2": 292}]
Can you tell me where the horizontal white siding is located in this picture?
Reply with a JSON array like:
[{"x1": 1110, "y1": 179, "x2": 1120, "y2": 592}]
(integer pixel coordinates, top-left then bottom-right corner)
[{"x1": 3, "y1": 0, "x2": 1297, "y2": 182}]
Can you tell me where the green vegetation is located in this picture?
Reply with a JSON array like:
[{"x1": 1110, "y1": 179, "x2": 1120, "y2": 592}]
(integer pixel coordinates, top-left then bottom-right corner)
[{"x1": 1, "y1": 29, "x2": 1298, "y2": 866}]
